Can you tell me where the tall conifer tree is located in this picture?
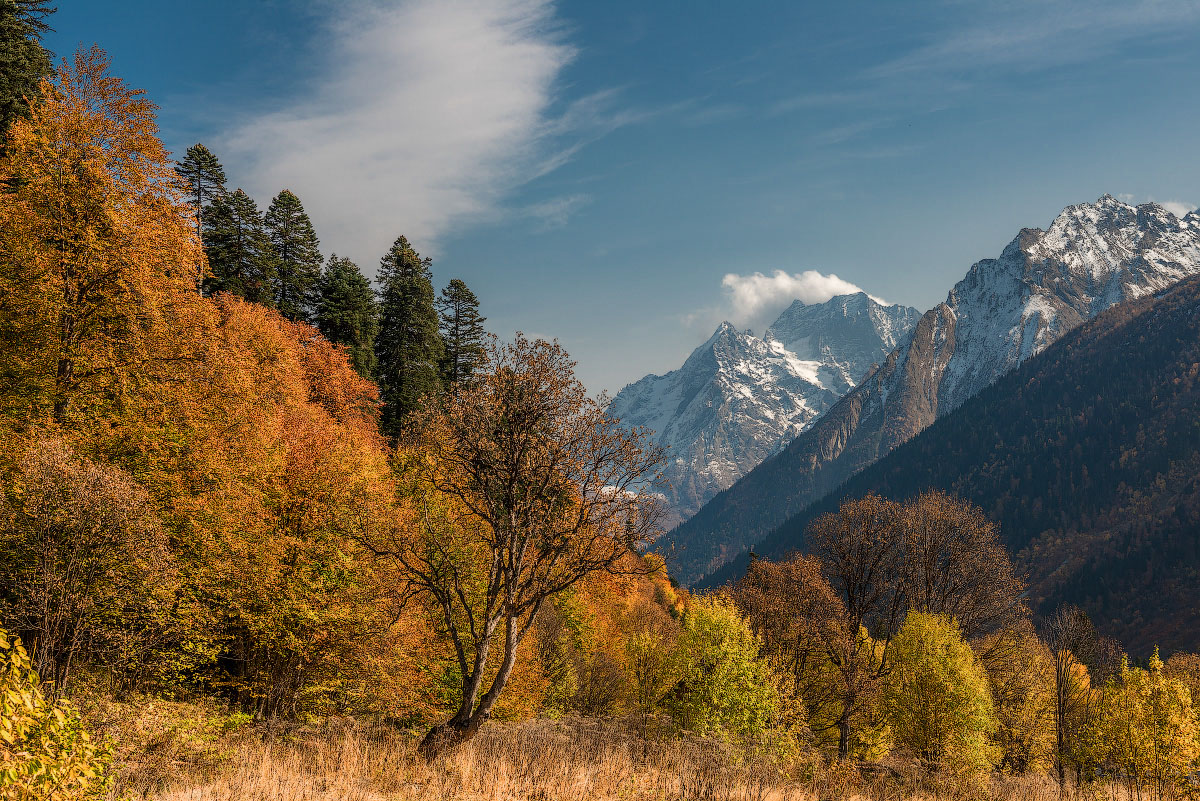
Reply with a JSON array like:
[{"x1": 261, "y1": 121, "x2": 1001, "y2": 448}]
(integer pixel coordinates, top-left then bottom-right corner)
[
  {"x1": 374, "y1": 235, "x2": 443, "y2": 436},
  {"x1": 265, "y1": 189, "x2": 322, "y2": 322},
  {"x1": 0, "y1": 0, "x2": 53, "y2": 147},
  {"x1": 316, "y1": 255, "x2": 379, "y2": 379},
  {"x1": 175, "y1": 143, "x2": 226, "y2": 241},
  {"x1": 437, "y1": 278, "x2": 486, "y2": 393},
  {"x1": 203, "y1": 188, "x2": 277, "y2": 306}
]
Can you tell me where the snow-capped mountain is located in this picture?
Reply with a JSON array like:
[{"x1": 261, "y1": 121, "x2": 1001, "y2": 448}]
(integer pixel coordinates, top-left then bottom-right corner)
[
  {"x1": 608, "y1": 293, "x2": 920, "y2": 522},
  {"x1": 671, "y1": 195, "x2": 1200, "y2": 585}
]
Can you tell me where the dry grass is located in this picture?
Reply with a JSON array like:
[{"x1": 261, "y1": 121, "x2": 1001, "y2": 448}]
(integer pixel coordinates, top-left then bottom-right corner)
[{"x1": 89, "y1": 707, "x2": 1157, "y2": 801}]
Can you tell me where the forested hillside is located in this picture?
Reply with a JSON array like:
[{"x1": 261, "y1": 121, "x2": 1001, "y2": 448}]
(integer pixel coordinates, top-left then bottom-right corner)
[{"x1": 714, "y1": 273, "x2": 1200, "y2": 653}]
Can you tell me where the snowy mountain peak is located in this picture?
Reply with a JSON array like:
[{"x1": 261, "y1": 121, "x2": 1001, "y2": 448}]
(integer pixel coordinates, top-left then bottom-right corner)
[
  {"x1": 941, "y1": 194, "x2": 1200, "y2": 411},
  {"x1": 609, "y1": 292, "x2": 919, "y2": 522}
]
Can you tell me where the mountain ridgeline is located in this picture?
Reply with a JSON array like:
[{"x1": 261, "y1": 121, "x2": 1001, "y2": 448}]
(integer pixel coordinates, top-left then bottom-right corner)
[
  {"x1": 608, "y1": 293, "x2": 919, "y2": 526},
  {"x1": 708, "y1": 271, "x2": 1200, "y2": 654},
  {"x1": 671, "y1": 196, "x2": 1200, "y2": 585}
]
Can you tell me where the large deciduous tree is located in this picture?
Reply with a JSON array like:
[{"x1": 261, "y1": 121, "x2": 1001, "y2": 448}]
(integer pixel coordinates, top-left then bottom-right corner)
[
  {"x1": 808, "y1": 493, "x2": 907, "y2": 758},
  {"x1": 0, "y1": 46, "x2": 204, "y2": 427},
  {"x1": 378, "y1": 335, "x2": 666, "y2": 755},
  {"x1": 897, "y1": 490, "x2": 1026, "y2": 641},
  {"x1": 203, "y1": 188, "x2": 277, "y2": 305},
  {"x1": 316, "y1": 255, "x2": 379, "y2": 378},
  {"x1": 804, "y1": 491, "x2": 1026, "y2": 759},
  {"x1": 374, "y1": 235, "x2": 443, "y2": 435},
  {"x1": 437, "y1": 278, "x2": 486, "y2": 393},
  {"x1": 264, "y1": 188, "x2": 322, "y2": 322}
]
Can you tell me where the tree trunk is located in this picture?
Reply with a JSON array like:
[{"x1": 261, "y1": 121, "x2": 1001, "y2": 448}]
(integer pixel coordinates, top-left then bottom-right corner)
[{"x1": 418, "y1": 618, "x2": 522, "y2": 759}]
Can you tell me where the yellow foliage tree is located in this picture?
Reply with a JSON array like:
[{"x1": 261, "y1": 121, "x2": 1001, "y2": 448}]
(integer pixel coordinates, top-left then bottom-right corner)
[
  {"x1": 883, "y1": 612, "x2": 999, "y2": 774},
  {"x1": 1092, "y1": 650, "x2": 1200, "y2": 800},
  {"x1": 978, "y1": 622, "x2": 1056, "y2": 773}
]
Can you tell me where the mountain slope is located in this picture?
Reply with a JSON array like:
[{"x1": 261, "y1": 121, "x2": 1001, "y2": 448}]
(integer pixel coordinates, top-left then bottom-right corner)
[
  {"x1": 608, "y1": 293, "x2": 918, "y2": 526},
  {"x1": 671, "y1": 197, "x2": 1200, "y2": 584},
  {"x1": 708, "y1": 271, "x2": 1200, "y2": 653}
]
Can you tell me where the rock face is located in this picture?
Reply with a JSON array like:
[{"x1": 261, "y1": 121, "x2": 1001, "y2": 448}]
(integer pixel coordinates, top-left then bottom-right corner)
[
  {"x1": 670, "y1": 196, "x2": 1200, "y2": 585},
  {"x1": 607, "y1": 293, "x2": 920, "y2": 525}
]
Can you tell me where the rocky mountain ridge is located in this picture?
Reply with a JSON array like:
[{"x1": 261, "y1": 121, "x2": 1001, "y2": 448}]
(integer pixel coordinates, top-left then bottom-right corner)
[{"x1": 608, "y1": 293, "x2": 920, "y2": 523}]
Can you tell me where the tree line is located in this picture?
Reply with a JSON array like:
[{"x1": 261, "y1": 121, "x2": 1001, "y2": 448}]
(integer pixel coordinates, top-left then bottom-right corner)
[
  {"x1": 733, "y1": 492, "x2": 1200, "y2": 796},
  {"x1": 176, "y1": 141, "x2": 486, "y2": 437}
]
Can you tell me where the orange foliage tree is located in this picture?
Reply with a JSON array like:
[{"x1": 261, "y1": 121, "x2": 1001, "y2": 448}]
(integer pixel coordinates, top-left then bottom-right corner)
[
  {"x1": 0, "y1": 48, "x2": 435, "y2": 717},
  {"x1": 0, "y1": 46, "x2": 203, "y2": 432}
]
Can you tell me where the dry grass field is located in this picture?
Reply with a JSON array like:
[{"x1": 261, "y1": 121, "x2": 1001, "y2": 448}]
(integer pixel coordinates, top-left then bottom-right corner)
[{"x1": 90, "y1": 704, "x2": 1084, "y2": 801}]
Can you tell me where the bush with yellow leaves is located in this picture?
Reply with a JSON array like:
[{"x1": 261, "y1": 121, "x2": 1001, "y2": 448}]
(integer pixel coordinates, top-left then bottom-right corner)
[{"x1": 0, "y1": 629, "x2": 112, "y2": 801}]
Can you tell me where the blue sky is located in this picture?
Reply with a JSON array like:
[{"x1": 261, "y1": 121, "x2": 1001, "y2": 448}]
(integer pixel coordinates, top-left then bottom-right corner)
[{"x1": 47, "y1": 0, "x2": 1200, "y2": 393}]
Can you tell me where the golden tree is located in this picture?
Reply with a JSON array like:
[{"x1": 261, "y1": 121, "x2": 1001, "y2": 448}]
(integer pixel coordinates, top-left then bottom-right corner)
[
  {"x1": 0, "y1": 46, "x2": 203, "y2": 430},
  {"x1": 380, "y1": 334, "x2": 666, "y2": 755}
]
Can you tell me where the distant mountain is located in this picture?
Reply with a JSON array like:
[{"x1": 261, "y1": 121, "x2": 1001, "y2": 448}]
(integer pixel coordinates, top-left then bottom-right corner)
[
  {"x1": 672, "y1": 196, "x2": 1200, "y2": 585},
  {"x1": 707, "y1": 271, "x2": 1200, "y2": 654},
  {"x1": 608, "y1": 293, "x2": 919, "y2": 528}
]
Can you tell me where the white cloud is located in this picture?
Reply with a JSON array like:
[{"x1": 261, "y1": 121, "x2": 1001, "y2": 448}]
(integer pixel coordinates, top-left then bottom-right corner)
[
  {"x1": 1159, "y1": 200, "x2": 1196, "y2": 218},
  {"x1": 696, "y1": 269, "x2": 882, "y2": 333},
  {"x1": 522, "y1": 193, "x2": 590, "y2": 229},
  {"x1": 218, "y1": 0, "x2": 578, "y2": 270},
  {"x1": 869, "y1": 0, "x2": 1200, "y2": 79}
]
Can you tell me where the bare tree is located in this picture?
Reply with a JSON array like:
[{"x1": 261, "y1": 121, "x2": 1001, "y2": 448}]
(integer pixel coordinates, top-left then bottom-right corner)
[
  {"x1": 375, "y1": 334, "x2": 666, "y2": 756},
  {"x1": 899, "y1": 490, "x2": 1027, "y2": 641},
  {"x1": 1043, "y1": 604, "x2": 1097, "y2": 791},
  {"x1": 808, "y1": 493, "x2": 907, "y2": 758}
]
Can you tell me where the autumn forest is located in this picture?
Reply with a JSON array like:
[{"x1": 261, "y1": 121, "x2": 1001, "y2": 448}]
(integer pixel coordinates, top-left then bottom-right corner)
[{"x1": 4, "y1": 4, "x2": 1200, "y2": 801}]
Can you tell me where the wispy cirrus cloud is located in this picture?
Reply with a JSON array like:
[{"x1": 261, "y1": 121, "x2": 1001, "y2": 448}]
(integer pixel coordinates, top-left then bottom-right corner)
[
  {"x1": 867, "y1": 0, "x2": 1200, "y2": 80},
  {"x1": 218, "y1": 0, "x2": 632, "y2": 270},
  {"x1": 522, "y1": 193, "x2": 591, "y2": 229}
]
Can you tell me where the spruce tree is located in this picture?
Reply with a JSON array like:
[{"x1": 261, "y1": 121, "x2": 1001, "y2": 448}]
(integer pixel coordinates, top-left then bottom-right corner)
[
  {"x1": 265, "y1": 189, "x2": 323, "y2": 322},
  {"x1": 437, "y1": 278, "x2": 487, "y2": 393},
  {"x1": 203, "y1": 188, "x2": 277, "y2": 306},
  {"x1": 316, "y1": 255, "x2": 379, "y2": 379},
  {"x1": 0, "y1": 0, "x2": 53, "y2": 148},
  {"x1": 175, "y1": 143, "x2": 226, "y2": 242},
  {"x1": 374, "y1": 235, "x2": 443, "y2": 436}
]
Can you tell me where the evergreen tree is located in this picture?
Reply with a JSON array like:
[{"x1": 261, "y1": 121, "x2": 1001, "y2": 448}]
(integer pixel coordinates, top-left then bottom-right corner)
[
  {"x1": 203, "y1": 188, "x2": 277, "y2": 306},
  {"x1": 265, "y1": 189, "x2": 322, "y2": 322},
  {"x1": 0, "y1": 0, "x2": 53, "y2": 147},
  {"x1": 316, "y1": 255, "x2": 379, "y2": 378},
  {"x1": 374, "y1": 235, "x2": 443, "y2": 435},
  {"x1": 175, "y1": 143, "x2": 226, "y2": 241},
  {"x1": 437, "y1": 278, "x2": 487, "y2": 393}
]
